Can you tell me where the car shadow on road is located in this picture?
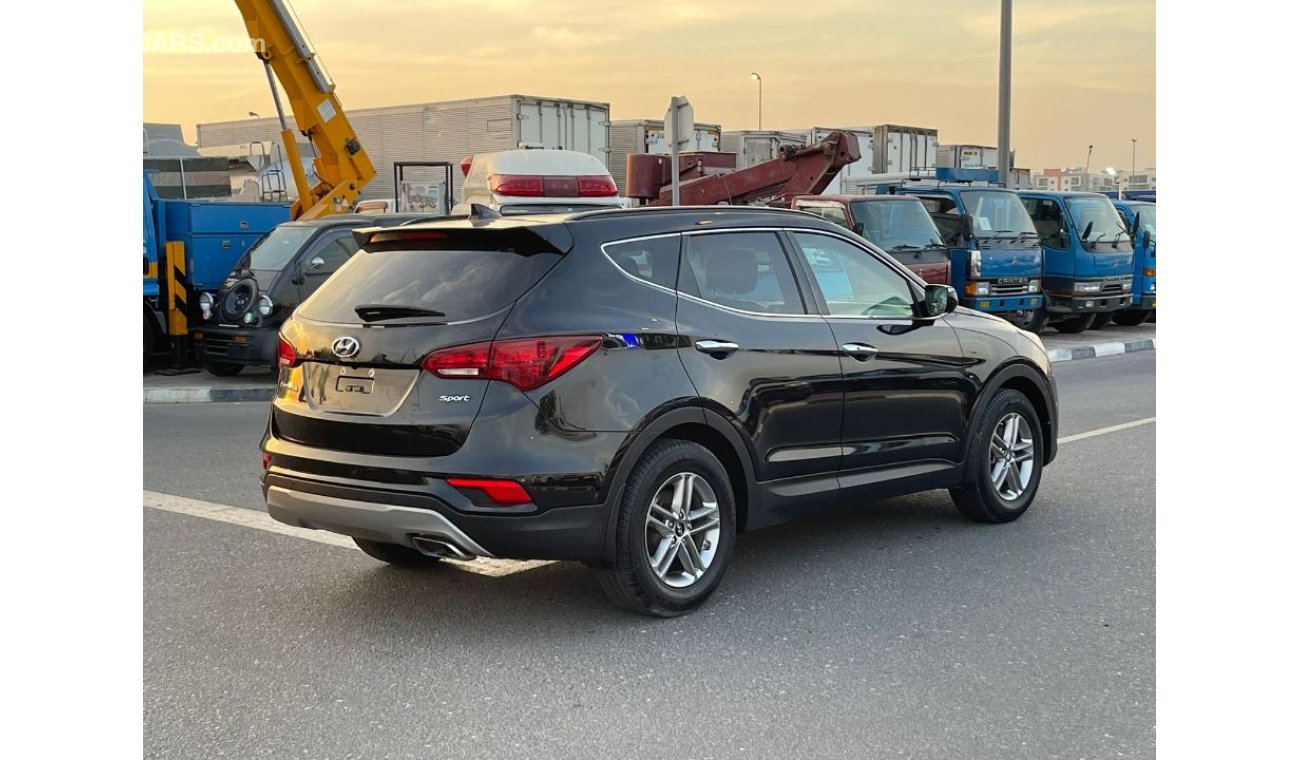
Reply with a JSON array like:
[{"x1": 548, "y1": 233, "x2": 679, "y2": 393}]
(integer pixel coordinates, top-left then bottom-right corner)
[{"x1": 286, "y1": 489, "x2": 1011, "y2": 637}]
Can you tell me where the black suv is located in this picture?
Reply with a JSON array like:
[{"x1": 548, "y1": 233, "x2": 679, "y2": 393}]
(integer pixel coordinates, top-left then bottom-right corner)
[
  {"x1": 263, "y1": 206, "x2": 1058, "y2": 616},
  {"x1": 193, "y1": 214, "x2": 438, "y2": 375}
]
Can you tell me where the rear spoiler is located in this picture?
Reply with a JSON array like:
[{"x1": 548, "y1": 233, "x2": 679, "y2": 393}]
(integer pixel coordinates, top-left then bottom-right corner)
[{"x1": 352, "y1": 218, "x2": 575, "y2": 253}]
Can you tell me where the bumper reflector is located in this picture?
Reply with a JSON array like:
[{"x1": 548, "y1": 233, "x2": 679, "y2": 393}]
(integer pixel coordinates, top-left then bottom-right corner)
[{"x1": 447, "y1": 478, "x2": 532, "y2": 506}]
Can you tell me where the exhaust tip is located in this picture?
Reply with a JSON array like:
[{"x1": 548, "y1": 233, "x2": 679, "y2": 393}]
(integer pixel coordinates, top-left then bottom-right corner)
[{"x1": 410, "y1": 535, "x2": 477, "y2": 561}]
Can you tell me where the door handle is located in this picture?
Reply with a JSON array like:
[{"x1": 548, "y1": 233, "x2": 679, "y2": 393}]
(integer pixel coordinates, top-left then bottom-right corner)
[
  {"x1": 695, "y1": 339, "x2": 740, "y2": 357},
  {"x1": 841, "y1": 342, "x2": 879, "y2": 361}
]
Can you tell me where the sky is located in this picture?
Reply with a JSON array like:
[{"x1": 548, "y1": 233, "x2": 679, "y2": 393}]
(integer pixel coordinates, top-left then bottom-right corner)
[{"x1": 142, "y1": 0, "x2": 1155, "y2": 172}]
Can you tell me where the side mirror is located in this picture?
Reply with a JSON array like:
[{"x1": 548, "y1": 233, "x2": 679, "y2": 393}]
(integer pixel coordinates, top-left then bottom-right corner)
[
  {"x1": 306, "y1": 256, "x2": 326, "y2": 272},
  {"x1": 918, "y1": 284, "x2": 960, "y2": 318},
  {"x1": 851, "y1": 221, "x2": 865, "y2": 237},
  {"x1": 958, "y1": 214, "x2": 975, "y2": 242}
]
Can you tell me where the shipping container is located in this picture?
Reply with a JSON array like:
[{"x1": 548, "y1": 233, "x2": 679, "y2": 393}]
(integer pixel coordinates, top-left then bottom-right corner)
[
  {"x1": 197, "y1": 94, "x2": 611, "y2": 202},
  {"x1": 871, "y1": 124, "x2": 939, "y2": 175},
  {"x1": 936, "y1": 144, "x2": 1017, "y2": 170},
  {"x1": 609, "y1": 119, "x2": 722, "y2": 195},
  {"x1": 719, "y1": 130, "x2": 808, "y2": 170}
]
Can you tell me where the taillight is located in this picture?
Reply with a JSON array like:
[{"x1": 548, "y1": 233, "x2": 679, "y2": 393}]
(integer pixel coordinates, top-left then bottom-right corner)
[
  {"x1": 277, "y1": 336, "x2": 299, "y2": 368},
  {"x1": 261, "y1": 452, "x2": 272, "y2": 470},
  {"x1": 446, "y1": 477, "x2": 532, "y2": 506},
  {"x1": 577, "y1": 175, "x2": 618, "y2": 197},
  {"x1": 460, "y1": 155, "x2": 474, "y2": 176},
  {"x1": 487, "y1": 174, "x2": 618, "y2": 198},
  {"x1": 422, "y1": 335, "x2": 602, "y2": 392},
  {"x1": 488, "y1": 174, "x2": 544, "y2": 197}
]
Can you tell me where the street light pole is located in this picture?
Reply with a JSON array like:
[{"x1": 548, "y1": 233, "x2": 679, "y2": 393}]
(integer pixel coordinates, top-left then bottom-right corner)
[
  {"x1": 1131, "y1": 137, "x2": 1137, "y2": 177},
  {"x1": 1084, "y1": 144, "x2": 1094, "y2": 190},
  {"x1": 750, "y1": 73, "x2": 763, "y2": 130},
  {"x1": 996, "y1": 0, "x2": 1012, "y2": 186}
]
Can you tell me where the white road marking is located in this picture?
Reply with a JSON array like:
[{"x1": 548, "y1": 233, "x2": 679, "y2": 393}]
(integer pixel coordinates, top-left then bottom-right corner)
[
  {"x1": 1059, "y1": 416, "x2": 1156, "y2": 444},
  {"x1": 143, "y1": 491, "x2": 553, "y2": 577},
  {"x1": 146, "y1": 417, "x2": 1154, "y2": 571}
]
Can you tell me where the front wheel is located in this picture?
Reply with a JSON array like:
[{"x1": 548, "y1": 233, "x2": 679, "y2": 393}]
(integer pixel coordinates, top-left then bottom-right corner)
[
  {"x1": 1088, "y1": 312, "x2": 1114, "y2": 330},
  {"x1": 1008, "y1": 309, "x2": 1048, "y2": 334},
  {"x1": 1112, "y1": 309, "x2": 1152, "y2": 326},
  {"x1": 1053, "y1": 315, "x2": 1091, "y2": 334},
  {"x1": 595, "y1": 440, "x2": 737, "y2": 617},
  {"x1": 950, "y1": 388, "x2": 1044, "y2": 523}
]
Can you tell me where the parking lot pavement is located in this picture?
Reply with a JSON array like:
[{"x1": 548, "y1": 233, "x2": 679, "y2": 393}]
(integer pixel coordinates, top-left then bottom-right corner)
[
  {"x1": 142, "y1": 323, "x2": 1156, "y2": 403},
  {"x1": 144, "y1": 352, "x2": 1155, "y2": 759}
]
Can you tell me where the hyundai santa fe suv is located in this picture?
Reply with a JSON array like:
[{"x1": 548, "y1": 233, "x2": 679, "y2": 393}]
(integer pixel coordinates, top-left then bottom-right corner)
[{"x1": 263, "y1": 206, "x2": 1058, "y2": 616}]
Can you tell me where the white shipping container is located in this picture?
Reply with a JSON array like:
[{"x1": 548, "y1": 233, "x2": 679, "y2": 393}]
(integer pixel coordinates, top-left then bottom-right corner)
[
  {"x1": 936, "y1": 144, "x2": 1015, "y2": 170},
  {"x1": 719, "y1": 131, "x2": 808, "y2": 170},
  {"x1": 608, "y1": 119, "x2": 722, "y2": 195},
  {"x1": 872, "y1": 125, "x2": 939, "y2": 175},
  {"x1": 196, "y1": 94, "x2": 611, "y2": 202}
]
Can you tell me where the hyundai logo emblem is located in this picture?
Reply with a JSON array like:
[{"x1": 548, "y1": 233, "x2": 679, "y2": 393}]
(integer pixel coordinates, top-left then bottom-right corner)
[{"x1": 332, "y1": 336, "x2": 361, "y2": 359}]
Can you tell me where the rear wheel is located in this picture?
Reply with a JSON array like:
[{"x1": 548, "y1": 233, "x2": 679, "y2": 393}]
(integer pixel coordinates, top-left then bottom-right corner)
[
  {"x1": 595, "y1": 440, "x2": 736, "y2": 617},
  {"x1": 1053, "y1": 315, "x2": 1091, "y2": 334},
  {"x1": 1088, "y1": 312, "x2": 1114, "y2": 330},
  {"x1": 950, "y1": 388, "x2": 1044, "y2": 523},
  {"x1": 353, "y1": 537, "x2": 443, "y2": 567},
  {"x1": 203, "y1": 362, "x2": 244, "y2": 377},
  {"x1": 1112, "y1": 309, "x2": 1152, "y2": 326}
]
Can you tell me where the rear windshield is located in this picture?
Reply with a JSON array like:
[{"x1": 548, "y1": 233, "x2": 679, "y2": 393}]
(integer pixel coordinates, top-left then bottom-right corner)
[{"x1": 298, "y1": 232, "x2": 562, "y2": 324}]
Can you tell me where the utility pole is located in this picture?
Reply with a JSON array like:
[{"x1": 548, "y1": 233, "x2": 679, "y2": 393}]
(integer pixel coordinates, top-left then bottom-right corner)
[
  {"x1": 997, "y1": 0, "x2": 1012, "y2": 186},
  {"x1": 1084, "y1": 144, "x2": 1094, "y2": 190}
]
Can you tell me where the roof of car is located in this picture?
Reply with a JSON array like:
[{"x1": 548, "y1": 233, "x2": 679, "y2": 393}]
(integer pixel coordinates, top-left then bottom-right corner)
[{"x1": 279, "y1": 213, "x2": 448, "y2": 228}]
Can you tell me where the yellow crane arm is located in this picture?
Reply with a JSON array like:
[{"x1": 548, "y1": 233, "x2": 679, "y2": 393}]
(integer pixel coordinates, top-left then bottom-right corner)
[{"x1": 233, "y1": 0, "x2": 375, "y2": 219}]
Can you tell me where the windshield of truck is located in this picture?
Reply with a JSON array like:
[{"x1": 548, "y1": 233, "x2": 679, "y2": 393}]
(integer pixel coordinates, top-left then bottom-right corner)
[
  {"x1": 246, "y1": 225, "x2": 318, "y2": 270},
  {"x1": 959, "y1": 190, "x2": 1036, "y2": 239},
  {"x1": 1067, "y1": 196, "x2": 1131, "y2": 248},
  {"x1": 851, "y1": 200, "x2": 944, "y2": 250},
  {"x1": 1133, "y1": 204, "x2": 1156, "y2": 240}
]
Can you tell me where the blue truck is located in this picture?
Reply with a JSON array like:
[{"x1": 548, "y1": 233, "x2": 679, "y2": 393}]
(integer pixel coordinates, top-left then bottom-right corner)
[
  {"x1": 1017, "y1": 190, "x2": 1136, "y2": 333},
  {"x1": 1109, "y1": 199, "x2": 1156, "y2": 325},
  {"x1": 143, "y1": 172, "x2": 290, "y2": 363},
  {"x1": 868, "y1": 172, "x2": 1046, "y2": 331}
]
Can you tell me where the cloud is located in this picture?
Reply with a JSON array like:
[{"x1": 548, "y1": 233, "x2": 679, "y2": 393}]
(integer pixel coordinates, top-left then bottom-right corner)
[{"x1": 531, "y1": 26, "x2": 620, "y2": 48}]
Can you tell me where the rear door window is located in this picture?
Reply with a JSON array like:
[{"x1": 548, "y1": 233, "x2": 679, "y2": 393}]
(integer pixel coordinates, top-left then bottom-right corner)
[
  {"x1": 679, "y1": 232, "x2": 805, "y2": 314},
  {"x1": 298, "y1": 230, "x2": 563, "y2": 324}
]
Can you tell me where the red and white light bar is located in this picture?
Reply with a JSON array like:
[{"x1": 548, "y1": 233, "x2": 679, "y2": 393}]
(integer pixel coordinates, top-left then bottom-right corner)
[{"x1": 488, "y1": 174, "x2": 618, "y2": 198}]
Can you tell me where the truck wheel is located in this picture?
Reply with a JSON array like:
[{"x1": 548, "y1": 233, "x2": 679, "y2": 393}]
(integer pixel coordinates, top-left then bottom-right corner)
[
  {"x1": 143, "y1": 315, "x2": 154, "y2": 366},
  {"x1": 1112, "y1": 309, "x2": 1151, "y2": 326},
  {"x1": 203, "y1": 362, "x2": 244, "y2": 377},
  {"x1": 595, "y1": 440, "x2": 737, "y2": 617},
  {"x1": 1088, "y1": 312, "x2": 1114, "y2": 330},
  {"x1": 1009, "y1": 310, "x2": 1048, "y2": 334},
  {"x1": 949, "y1": 388, "x2": 1044, "y2": 523},
  {"x1": 353, "y1": 537, "x2": 443, "y2": 567},
  {"x1": 1053, "y1": 315, "x2": 1091, "y2": 334}
]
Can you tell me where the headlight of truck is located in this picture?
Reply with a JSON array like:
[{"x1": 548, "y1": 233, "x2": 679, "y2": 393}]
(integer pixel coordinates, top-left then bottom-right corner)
[
  {"x1": 1121, "y1": 281, "x2": 1132, "y2": 292},
  {"x1": 1027, "y1": 279, "x2": 1040, "y2": 293},
  {"x1": 198, "y1": 292, "x2": 214, "y2": 320},
  {"x1": 243, "y1": 311, "x2": 256, "y2": 324},
  {"x1": 1075, "y1": 281, "x2": 1102, "y2": 294},
  {"x1": 965, "y1": 281, "x2": 991, "y2": 297},
  {"x1": 257, "y1": 295, "x2": 274, "y2": 317},
  {"x1": 969, "y1": 249, "x2": 982, "y2": 278}
]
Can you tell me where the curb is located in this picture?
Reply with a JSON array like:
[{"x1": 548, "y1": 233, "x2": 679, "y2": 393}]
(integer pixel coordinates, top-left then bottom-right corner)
[
  {"x1": 1046, "y1": 337, "x2": 1155, "y2": 363},
  {"x1": 143, "y1": 338, "x2": 1155, "y2": 404}
]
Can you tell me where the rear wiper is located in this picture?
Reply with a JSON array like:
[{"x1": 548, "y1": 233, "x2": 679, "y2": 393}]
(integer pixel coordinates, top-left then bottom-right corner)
[{"x1": 354, "y1": 304, "x2": 447, "y2": 322}]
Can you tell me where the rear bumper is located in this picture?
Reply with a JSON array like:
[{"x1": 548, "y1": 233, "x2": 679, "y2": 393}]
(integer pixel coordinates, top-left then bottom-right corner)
[
  {"x1": 193, "y1": 325, "x2": 278, "y2": 366},
  {"x1": 262, "y1": 473, "x2": 611, "y2": 561}
]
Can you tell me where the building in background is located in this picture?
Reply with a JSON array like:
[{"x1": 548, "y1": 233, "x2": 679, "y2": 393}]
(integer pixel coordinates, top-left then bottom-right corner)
[{"x1": 1031, "y1": 167, "x2": 1155, "y2": 193}]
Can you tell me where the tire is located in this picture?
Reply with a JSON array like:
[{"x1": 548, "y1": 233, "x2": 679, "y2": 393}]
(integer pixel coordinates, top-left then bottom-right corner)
[
  {"x1": 1112, "y1": 309, "x2": 1152, "y2": 326},
  {"x1": 1008, "y1": 309, "x2": 1048, "y2": 334},
  {"x1": 949, "y1": 388, "x2": 1044, "y2": 524},
  {"x1": 203, "y1": 362, "x2": 244, "y2": 377},
  {"x1": 595, "y1": 440, "x2": 737, "y2": 617},
  {"x1": 1088, "y1": 312, "x2": 1114, "y2": 330},
  {"x1": 1052, "y1": 315, "x2": 1091, "y2": 334},
  {"x1": 352, "y1": 537, "x2": 443, "y2": 567},
  {"x1": 143, "y1": 314, "x2": 155, "y2": 366}
]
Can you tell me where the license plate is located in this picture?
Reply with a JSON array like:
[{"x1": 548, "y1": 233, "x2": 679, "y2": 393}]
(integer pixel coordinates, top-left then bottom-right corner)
[{"x1": 335, "y1": 376, "x2": 374, "y2": 395}]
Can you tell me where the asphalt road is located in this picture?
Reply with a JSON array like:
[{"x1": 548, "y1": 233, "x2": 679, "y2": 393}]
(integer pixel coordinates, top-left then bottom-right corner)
[{"x1": 144, "y1": 352, "x2": 1156, "y2": 759}]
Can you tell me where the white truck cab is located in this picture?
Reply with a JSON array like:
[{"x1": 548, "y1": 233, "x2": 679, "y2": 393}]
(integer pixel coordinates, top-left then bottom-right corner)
[{"x1": 452, "y1": 149, "x2": 626, "y2": 215}]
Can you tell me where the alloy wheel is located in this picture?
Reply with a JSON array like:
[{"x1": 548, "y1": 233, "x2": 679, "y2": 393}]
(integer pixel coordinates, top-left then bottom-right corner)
[
  {"x1": 989, "y1": 412, "x2": 1035, "y2": 500},
  {"x1": 644, "y1": 472, "x2": 721, "y2": 589}
]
